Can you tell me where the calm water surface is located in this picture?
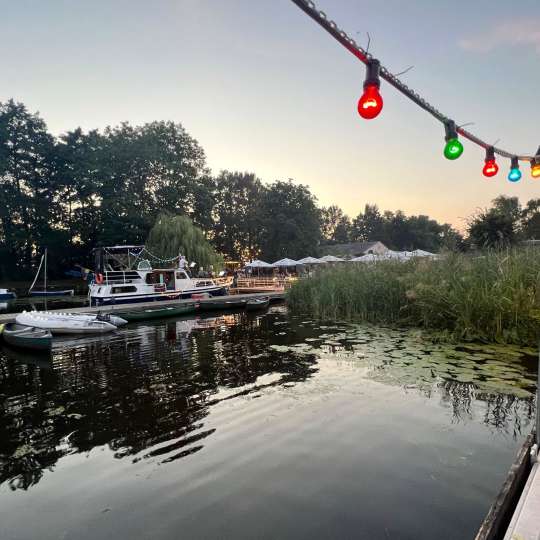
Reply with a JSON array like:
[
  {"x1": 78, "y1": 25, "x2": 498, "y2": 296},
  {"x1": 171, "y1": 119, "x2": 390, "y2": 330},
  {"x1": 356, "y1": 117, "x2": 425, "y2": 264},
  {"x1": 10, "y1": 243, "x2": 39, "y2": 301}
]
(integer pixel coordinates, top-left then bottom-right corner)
[{"x1": 0, "y1": 306, "x2": 537, "y2": 540}]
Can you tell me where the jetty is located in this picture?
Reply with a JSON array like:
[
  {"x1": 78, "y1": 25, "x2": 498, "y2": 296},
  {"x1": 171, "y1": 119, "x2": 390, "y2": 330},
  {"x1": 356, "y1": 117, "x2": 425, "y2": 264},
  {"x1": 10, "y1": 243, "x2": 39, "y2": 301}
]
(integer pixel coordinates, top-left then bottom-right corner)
[
  {"x1": 0, "y1": 291, "x2": 285, "y2": 324},
  {"x1": 476, "y1": 358, "x2": 540, "y2": 540}
]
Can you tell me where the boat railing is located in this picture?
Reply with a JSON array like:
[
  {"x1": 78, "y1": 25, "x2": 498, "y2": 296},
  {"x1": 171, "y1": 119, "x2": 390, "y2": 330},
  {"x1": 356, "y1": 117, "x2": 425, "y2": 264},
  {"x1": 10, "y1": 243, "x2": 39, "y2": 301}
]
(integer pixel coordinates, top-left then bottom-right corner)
[
  {"x1": 233, "y1": 277, "x2": 294, "y2": 292},
  {"x1": 103, "y1": 271, "x2": 141, "y2": 285}
]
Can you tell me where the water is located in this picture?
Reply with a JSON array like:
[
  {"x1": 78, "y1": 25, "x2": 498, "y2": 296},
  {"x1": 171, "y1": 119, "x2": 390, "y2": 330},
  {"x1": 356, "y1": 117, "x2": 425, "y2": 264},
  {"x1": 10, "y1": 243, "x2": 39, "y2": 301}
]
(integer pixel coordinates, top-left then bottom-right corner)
[
  {"x1": 0, "y1": 295, "x2": 89, "y2": 314},
  {"x1": 0, "y1": 306, "x2": 537, "y2": 540}
]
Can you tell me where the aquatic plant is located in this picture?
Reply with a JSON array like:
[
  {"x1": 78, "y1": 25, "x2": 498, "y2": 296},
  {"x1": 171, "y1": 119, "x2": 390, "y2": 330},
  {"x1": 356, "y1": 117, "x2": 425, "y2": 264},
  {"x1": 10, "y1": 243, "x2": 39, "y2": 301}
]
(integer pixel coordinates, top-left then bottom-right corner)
[{"x1": 287, "y1": 249, "x2": 540, "y2": 345}]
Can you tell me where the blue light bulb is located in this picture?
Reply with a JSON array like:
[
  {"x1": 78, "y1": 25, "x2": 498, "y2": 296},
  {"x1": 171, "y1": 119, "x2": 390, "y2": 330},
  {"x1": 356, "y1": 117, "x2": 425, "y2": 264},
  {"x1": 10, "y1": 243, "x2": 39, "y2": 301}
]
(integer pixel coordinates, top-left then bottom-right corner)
[{"x1": 508, "y1": 168, "x2": 521, "y2": 182}]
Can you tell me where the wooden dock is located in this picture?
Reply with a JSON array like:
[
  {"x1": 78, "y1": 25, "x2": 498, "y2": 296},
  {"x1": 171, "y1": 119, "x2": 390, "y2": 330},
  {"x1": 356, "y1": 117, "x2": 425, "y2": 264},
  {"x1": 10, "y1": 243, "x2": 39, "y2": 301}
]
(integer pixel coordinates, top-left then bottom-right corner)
[
  {"x1": 0, "y1": 291, "x2": 285, "y2": 324},
  {"x1": 476, "y1": 350, "x2": 539, "y2": 540},
  {"x1": 503, "y1": 448, "x2": 540, "y2": 540}
]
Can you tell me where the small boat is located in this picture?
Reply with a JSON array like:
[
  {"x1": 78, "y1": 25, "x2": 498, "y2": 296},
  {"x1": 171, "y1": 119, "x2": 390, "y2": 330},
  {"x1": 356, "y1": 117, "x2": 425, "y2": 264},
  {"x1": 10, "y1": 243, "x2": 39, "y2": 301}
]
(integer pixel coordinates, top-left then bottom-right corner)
[
  {"x1": 246, "y1": 296, "x2": 270, "y2": 311},
  {"x1": 1, "y1": 323, "x2": 52, "y2": 351},
  {"x1": 27, "y1": 311, "x2": 128, "y2": 327},
  {"x1": 28, "y1": 248, "x2": 75, "y2": 298},
  {"x1": 29, "y1": 289, "x2": 75, "y2": 297},
  {"x1": 199, "y1": 298, "x2": 248, "y2": 311},
  {"x1": 0, "y1": 288, "x2": 16, "y2": 300},
  {"x1": 116, "y1": 303, "x2": 198, "y2": 322},
  {"x1": 16, "y1": 311, "x2": 117, "y2": 335}
]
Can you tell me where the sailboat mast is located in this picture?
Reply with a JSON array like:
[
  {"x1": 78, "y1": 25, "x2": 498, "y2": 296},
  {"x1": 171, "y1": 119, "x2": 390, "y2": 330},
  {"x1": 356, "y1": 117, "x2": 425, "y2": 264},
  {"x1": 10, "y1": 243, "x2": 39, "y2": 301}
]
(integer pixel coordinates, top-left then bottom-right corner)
[{"x1": 44, "y1": 248, "x2": 47, "y2": 293}]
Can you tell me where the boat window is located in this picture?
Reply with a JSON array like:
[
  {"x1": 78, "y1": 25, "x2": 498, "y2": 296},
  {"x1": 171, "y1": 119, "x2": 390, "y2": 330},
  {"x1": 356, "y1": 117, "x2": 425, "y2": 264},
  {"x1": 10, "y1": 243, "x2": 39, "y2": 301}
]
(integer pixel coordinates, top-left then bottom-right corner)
[
  {"x1": 176, "y1": 271, "x2": 188, "y2": 280},
  {"x1": 111, "y1": 286, "x2": 137, "y2": 294}
]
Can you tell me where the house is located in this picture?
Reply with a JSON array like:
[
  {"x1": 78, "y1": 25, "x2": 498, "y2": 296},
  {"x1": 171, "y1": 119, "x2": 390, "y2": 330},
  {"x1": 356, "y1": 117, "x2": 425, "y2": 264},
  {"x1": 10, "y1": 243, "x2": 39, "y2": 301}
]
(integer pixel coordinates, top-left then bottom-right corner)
[{"x1": 323, "y1": 241, "x2": 388, "y2": 259}]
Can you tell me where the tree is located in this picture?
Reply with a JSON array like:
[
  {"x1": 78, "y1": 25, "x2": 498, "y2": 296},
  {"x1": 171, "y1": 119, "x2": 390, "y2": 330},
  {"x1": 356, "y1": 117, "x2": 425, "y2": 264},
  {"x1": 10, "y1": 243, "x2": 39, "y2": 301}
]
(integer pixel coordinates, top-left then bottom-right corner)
[
  {"x1": 521, "y1": 198, "x2": 540, "y2": 239},
  {"x1": 258, "y1": 180, "x2": 321, "y2": 261},
  {"x1": 320, "y1": 206, "x2": 351, "y2": 244},
  {"x1": 213, "y1": 171, "x2": 263, "y2": 260},
  {"x1": 0, "y1": 99, "x2": 56, "y2": 276},
  {"x1": 333, "y1": 215, "x2": 352, "y2": 243},
  {"x1": 145, "y1": 214, "x2": 223, "y2": 270},
  {"x1": 467, "y1": 209, "x2": 516, "y2": 248},
  {"x1": 54, "y1": 128, "x2": 107, "y2": 255},
  {"x1": 467, "y1": 196, "x2": 522, "y2": 249},
  {"x1": 98, "y1": 121, "x2": 210, "y2": 246},
  {"x1": 351, "y1": 204, "x2": 385, "y2": 242}
]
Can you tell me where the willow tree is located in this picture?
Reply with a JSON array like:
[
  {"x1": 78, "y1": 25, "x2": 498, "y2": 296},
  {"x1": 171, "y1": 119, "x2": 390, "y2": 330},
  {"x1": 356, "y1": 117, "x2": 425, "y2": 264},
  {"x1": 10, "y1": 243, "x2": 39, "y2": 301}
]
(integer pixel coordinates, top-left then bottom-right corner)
[{"x1": 145, "y1": 214, "x2": 223, "y2": 269}]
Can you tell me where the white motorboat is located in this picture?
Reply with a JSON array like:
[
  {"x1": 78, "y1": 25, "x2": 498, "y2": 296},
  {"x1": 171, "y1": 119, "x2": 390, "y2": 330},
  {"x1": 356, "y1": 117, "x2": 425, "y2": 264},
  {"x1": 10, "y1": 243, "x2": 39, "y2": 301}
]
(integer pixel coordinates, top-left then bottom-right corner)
[
  {"x1": 89, "y1": 246, "x2": 227, "y2": 307},
  {"x1": 16, "y1": 311, "x2": 117, "y2": 335}
]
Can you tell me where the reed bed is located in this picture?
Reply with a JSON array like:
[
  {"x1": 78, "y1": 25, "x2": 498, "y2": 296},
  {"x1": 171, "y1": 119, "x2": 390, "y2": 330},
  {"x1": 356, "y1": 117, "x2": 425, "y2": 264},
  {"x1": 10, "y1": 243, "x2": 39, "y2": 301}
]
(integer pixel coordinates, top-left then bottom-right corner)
[{"x1": 287, "y1": 249, "x2": 540, "y2": 345}]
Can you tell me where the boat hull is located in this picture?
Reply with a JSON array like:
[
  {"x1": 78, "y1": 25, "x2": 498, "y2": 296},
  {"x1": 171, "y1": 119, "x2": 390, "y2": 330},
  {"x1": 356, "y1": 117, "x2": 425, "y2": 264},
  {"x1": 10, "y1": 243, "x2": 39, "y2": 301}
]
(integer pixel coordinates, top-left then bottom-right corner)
[
  {"x1": 15, "y1": 313, "x2": 117, "y2": 335},
  {"x1": 2, "y1": 323, "x2": 52, "y2": 351},
  {"x1": 199, "y1": 299, "x2": 248, "y2": 311},
  {"x1": 90, "y1": 287, "x2": 227, "y2": 307},
  {"x1": 29, "y1": 289, "x2": 75, "y2": 297},
  {"x1": 116, "y1": 304, "x2": 198, "y2": 322},
  {"x1": 246, "y1": 297, "x2": 270, "y2": 312},
  {"x1": 0, "y1": 293, "x2": 16, "y2": 300}
]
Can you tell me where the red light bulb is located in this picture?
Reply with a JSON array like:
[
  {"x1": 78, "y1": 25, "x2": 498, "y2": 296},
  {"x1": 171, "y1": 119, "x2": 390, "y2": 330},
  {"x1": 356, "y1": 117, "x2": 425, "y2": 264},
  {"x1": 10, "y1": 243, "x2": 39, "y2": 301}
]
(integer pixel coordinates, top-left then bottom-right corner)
[
  {"x1": 483, "y1": 159, "x2": 498, "y2": 178},
  {"x1": 358, "y1": 84, "x2": 383, "y2": 120}
]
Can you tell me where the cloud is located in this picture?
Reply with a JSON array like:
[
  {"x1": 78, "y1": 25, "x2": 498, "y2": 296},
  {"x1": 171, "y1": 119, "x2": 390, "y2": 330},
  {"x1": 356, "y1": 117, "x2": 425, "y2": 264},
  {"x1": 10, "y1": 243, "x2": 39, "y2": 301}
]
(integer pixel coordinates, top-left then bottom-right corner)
[{"x1": 459, "y1": 19, "x2": 540, "y2": 54}]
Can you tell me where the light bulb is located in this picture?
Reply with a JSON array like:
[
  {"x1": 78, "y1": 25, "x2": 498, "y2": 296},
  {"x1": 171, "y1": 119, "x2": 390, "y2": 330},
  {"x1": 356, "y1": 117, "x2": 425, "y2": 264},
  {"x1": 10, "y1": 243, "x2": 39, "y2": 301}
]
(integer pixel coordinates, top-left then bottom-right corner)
[
  {"x1": 357, "y1": 84, "x2": 383, "y2": 120},
  {"x1": 444, "y1": 138, "x2": 463, "y2": 160},
  {"x1": 508, "y1": 156, "x2": 521, "y2": 182},
  {"x1": 483, "y1": 160, "x2": 498, "y2": 177}
]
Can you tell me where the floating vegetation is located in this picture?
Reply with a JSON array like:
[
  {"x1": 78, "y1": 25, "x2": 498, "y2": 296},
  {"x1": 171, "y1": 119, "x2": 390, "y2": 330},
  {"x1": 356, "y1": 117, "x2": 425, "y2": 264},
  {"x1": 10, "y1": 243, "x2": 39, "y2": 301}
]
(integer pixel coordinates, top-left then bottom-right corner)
[{"x1": 273, "y1": 322, "x2": 537, "y2": 400}]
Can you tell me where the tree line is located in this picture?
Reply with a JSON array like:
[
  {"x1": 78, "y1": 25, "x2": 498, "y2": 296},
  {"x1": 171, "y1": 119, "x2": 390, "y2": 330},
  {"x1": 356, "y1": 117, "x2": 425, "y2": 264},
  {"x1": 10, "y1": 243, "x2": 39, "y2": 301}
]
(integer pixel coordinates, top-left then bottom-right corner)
[{"x1": 1, "y1": 99, "x2": 538, "y2": 280}]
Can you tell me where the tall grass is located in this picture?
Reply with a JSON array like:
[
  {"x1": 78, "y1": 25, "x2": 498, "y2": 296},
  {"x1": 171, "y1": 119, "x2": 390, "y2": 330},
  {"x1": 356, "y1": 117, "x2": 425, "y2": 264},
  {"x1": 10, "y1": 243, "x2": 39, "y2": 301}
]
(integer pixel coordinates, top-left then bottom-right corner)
[{"x1": 287, "y1": 249, "x2": 540, "y2": 345}]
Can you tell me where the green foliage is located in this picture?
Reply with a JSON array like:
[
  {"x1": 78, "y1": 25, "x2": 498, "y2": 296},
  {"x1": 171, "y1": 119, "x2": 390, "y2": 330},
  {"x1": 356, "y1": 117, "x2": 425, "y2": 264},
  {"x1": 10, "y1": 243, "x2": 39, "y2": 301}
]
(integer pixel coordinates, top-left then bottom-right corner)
[
  {"x1": 349, "y1": 203, "x2": 462, "y2": 252},
  {"x1": 320, "y1": 205, "x2": 352, "y2": 244},
  {"x1": 258, "y1": 180, "x2": 321, "y2": 261},
  {"x1": 288, "y1": 249, "x2": 540, "y2": 346},
  {"x1": 145, "y1": 214, "x2": 223, "y2": 270},
  {"x1": 213, "y1": 171, "x2": 263, "y2": 260}
]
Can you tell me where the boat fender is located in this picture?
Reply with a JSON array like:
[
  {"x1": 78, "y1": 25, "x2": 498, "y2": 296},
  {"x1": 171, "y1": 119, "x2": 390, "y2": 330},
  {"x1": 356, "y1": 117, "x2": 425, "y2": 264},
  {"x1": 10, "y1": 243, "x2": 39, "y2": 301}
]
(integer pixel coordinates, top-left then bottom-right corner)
[{"x1": 95, "y1": 273, "x2": 104, "y2": 284}]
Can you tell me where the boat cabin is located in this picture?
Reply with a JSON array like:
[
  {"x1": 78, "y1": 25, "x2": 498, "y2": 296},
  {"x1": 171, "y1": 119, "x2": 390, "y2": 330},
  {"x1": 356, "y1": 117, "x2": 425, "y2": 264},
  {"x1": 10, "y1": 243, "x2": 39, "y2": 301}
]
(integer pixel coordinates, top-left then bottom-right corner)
[{"x1": 89, "y1": 246, "x2": 226, "y2": 306}]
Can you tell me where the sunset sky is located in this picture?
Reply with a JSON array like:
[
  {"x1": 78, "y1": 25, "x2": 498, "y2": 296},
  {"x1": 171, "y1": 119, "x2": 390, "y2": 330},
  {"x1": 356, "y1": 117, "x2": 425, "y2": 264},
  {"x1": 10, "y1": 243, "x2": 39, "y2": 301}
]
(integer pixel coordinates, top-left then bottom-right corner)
[{"x1": 2, "y1": 0, "x2": 539, "y2": 230}]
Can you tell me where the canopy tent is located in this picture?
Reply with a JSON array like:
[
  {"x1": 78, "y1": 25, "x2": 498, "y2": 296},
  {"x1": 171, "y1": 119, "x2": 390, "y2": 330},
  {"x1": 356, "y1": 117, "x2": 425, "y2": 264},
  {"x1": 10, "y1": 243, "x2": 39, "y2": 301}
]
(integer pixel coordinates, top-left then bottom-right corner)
[
  {"x1": 245, "y1": 259, "x2": 273, "y2": 268},
  {"x1": 319, "y1": 255, "x2": 344, "y2": 262},
  {"x1": 272, "y1": 258, "x2": 301, "y2": 267},
  {"x1": 410, "y1": 249, "x2": 436, "y2": 257},
  {"x1": 350, "y1": 253, "x2": 379, "y2": 263},
  {"x1": 383, "y1": 250, "x2": 411, "y2": 260},
  {"x1": 297, "y1": 256, "x2": 324, "y2": 264}
]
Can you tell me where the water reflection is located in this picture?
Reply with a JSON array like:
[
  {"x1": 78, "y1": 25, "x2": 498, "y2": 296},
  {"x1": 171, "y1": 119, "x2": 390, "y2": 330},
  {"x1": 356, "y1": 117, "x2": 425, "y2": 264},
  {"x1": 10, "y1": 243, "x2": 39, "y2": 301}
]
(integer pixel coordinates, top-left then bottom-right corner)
[
  {"x1": 0, "y1": 309, "x2": 537, "y2": 498},
  {"x1": 0, "y1": 311, "x2": 319, "y2": 490}
]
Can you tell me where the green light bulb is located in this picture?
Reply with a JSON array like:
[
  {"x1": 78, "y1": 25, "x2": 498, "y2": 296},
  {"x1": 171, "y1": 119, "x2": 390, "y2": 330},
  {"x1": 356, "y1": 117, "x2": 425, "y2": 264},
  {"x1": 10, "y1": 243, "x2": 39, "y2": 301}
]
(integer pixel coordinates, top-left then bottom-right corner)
[{"x1": 443, "y1": 138, "x2": 464, "y2": 160}]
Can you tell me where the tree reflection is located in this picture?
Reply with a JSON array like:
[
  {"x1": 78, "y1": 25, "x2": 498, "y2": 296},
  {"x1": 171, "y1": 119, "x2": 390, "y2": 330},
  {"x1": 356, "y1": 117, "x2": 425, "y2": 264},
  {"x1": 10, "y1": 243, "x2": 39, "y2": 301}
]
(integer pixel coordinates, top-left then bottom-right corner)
[{"x1": 0, "y1": 311, "x2": 318, "y2": 490}]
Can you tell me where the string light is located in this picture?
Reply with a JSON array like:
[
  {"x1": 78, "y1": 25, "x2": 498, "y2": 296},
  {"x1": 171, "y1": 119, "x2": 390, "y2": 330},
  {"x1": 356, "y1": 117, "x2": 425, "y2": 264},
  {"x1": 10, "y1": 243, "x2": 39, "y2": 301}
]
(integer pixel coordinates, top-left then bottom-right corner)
[
  {"x1": 508, "y1": 156, "x2": 521, "y2": 182},
  {"x1": 357, "y1": 59, "x2": 383, "y2": 120},
  {"x1": 531, "y1": 146, "x2": 540, "y2": 179},
  {"x1": 289, "y1": 0, "x2": 539, "y2": 183},
  {"x1": 443, "y1": 121, "x2": 463, "y2": 160},
  {"x1": 482, "y1": 147, "x2": 498, "y2": 178}
]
